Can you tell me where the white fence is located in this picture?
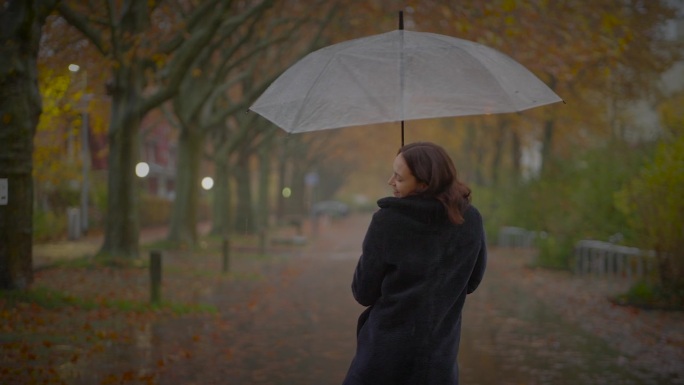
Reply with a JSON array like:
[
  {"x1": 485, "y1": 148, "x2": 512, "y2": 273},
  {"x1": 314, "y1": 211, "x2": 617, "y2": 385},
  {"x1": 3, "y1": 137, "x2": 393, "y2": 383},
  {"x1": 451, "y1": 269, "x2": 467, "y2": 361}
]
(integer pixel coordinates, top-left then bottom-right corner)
[
  {"x1": 498, "y1": 226, "x2": 656, "y2": 280},
  {"x1": 574, "y1": 240, "x2": 655, "y2": 279},
  {"x1": 497, "y1": 226, "x2": 538, "y2": 248}
]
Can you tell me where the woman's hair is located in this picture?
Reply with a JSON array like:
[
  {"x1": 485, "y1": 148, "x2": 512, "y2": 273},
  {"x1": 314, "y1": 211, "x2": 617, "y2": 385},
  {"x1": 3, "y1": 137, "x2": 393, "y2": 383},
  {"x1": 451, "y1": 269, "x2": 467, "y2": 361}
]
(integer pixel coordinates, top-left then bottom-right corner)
[{"x1": 398, "y1": 142, "x2": 471, "y2": 224}]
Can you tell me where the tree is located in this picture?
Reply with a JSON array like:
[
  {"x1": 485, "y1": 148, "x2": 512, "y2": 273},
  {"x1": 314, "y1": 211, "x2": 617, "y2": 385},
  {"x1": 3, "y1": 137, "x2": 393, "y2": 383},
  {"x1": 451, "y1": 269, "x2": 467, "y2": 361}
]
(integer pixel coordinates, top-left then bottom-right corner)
[
  {"x1": 32, "y1": 68, "x2": 82, "y2": 221},
  {"x1": 616, "y1": 95, "x2": 684, "y2": 293},
  {"x1": 167, "y1": 0, "x2": 278, "y2": 243},
  {"x1": 56, "y1": 0, "x2": 238, "y2": 259},
  {"x1": 35, "y1": 10, "x2": 112, "y2": 227},
  {"x1": 0, "y1": 0, "x2": 60, "y2": 290},
  {"x1": 169, "y1": 1, "x2": 337, "y2": 241},
  {"x1": 403, "y1": 0, "x2": 679, "y2": 175}
]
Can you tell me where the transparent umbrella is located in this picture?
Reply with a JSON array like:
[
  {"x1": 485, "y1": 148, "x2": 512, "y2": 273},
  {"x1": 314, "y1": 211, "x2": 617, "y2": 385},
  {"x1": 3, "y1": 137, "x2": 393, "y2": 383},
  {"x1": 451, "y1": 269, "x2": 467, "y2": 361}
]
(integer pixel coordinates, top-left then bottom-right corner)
[{"x1": 250, "y1": 18, "x2": 563, "y2": 145}]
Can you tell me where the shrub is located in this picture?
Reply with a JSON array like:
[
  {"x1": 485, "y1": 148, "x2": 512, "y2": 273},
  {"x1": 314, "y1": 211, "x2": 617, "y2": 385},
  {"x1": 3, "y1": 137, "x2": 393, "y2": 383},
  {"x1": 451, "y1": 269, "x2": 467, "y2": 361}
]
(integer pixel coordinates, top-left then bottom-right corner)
[
  {"x1": 615, "y1": 135, "x2": 684, "y2": 294},
  {"x1": 534, "y1": 234, "x2": 573, "y2": 270},
  {"x1": 475, "y1": 142, "x2": 649, "y2": 270},
  {"x1": 613, "y1": 280, "x2": 684, "y2": 311},
  {"x1": 33, "y1": 209, "x2": 67, "y2": 243}
]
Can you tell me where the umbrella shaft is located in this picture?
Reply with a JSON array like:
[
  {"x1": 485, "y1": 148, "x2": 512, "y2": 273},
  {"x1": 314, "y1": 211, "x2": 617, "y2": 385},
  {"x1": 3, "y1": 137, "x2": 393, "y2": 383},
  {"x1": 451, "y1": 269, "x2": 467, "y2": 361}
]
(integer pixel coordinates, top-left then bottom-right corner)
[{"x1": 401, "y1": 120, "x2": 405, "y2": 147}]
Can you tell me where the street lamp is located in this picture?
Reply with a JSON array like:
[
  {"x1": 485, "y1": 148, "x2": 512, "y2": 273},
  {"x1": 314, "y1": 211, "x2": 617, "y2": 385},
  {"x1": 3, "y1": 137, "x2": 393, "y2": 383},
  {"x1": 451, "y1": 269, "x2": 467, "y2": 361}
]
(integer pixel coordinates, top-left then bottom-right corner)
[
  {"x1": 282, "y1": 187, "x2": 292, "y2": 198},
  {"x1": 201, "y1": 177, "x2": 214, "y2": 190},
  {"x1": 69, "y1": 63, "x2": 90, "y2": 235},
  {"x1": 135, "y1": 162, "x2": 150, "y2": 178}
]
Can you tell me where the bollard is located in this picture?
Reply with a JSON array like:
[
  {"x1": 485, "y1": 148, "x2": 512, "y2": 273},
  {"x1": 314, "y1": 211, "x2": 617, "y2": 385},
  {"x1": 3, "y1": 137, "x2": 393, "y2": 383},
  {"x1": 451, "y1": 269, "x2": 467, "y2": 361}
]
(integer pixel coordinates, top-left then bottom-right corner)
[
  {"x1": 67, "y1": 207, "x2": 81, "y2": 240},
  {"x1": 222, "y1": 237, "x2": 230, "y2": 273},
  {"x1": 150, "y1": 250, "x2": 162, "y2": 304},
  {"x1": 259, "y1": 228, "x2": 267, "y2": 255}
]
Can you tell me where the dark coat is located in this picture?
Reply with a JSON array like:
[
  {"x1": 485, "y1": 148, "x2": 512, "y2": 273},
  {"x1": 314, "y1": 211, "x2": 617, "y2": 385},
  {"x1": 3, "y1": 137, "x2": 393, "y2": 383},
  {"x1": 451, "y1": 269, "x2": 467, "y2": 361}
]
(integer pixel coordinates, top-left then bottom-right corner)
[{"x1": 342, "y1": 196, "x2": 487, "y2": 385}]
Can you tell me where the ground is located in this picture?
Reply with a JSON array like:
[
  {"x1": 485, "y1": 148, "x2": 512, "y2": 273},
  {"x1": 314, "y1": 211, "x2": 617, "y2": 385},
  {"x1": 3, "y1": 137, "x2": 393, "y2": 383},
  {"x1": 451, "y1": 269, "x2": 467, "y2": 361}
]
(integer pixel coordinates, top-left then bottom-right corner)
[{"x1": 2, "y1": 213, "x2": 683, "y2": 384}]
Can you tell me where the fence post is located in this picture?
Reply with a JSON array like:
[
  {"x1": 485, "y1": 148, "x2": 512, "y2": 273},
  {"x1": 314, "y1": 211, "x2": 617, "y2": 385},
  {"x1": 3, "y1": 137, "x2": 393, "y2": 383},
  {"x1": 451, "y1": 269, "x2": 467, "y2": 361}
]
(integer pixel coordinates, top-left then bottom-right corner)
[{"x1": 150, "y1": 250, "x2": 162, "y2": 304}]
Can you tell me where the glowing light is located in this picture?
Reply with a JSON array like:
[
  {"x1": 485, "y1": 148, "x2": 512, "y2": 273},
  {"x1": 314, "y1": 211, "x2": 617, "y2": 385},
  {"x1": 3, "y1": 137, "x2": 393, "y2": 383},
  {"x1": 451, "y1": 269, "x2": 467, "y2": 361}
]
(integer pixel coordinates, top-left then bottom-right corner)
[
  {"x1": 282, "y1": 187, "x2": 292, "y2": 198},
  {"x1": 68, "y1": 64, "x2": 80, "y2": 72},
  {"x1": 135, "y1": 162, "x2": 150, "y2": 178},
  {"x1": 201, "y1": 177, "x2": 214, "y2": 190}
]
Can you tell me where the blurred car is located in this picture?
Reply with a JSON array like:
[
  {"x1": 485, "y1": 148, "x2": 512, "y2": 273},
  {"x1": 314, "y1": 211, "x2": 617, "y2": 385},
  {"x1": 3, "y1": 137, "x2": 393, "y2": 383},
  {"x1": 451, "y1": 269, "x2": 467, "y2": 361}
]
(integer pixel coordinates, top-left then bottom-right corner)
[{"x1": 312, "y1": 200, "x2": 350, "y2": 218}]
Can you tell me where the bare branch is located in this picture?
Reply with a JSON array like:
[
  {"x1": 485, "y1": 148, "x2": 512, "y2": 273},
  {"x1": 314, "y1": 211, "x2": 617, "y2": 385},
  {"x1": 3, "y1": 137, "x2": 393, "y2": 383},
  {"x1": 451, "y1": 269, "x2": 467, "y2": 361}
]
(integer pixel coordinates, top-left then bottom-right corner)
[{"x1": 56, "y1": 2, "x2": 108, "y2": 55}]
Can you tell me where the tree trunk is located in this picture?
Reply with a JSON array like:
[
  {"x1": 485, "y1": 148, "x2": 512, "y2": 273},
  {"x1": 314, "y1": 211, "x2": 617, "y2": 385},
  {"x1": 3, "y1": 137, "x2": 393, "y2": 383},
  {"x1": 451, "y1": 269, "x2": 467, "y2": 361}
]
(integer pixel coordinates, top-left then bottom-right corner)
[
  {"x1": 56, "y1": 0, "x2": 236, "y2": 259},
  {"x1": 233, "y1": 150, "x2": 255, "y2": 234},
  {"x1": 540, "y1": 118, "x2": 555, "y2": 175},
  {"x1": 101, "y1": 105, "x2": 142, "y2": 259},
  {"x1": 290, "y1": 161, "x2": 307, "y2": 217},
  {"x1": 168, "y1": 126, "x2": 203, "y2": 244},
  {"x1": 491, "y1": 118, "x2": 508, "y2": 185},
  {"x1": 0, "y1": 0, "x2": 58, "y2": 290},
  {"x1": 539, "y1": 74, "x2": 558, "y2": 176},
  {"x1": 468, "y1": 120, "x2": 486, "y2": 186},
  {"x1": 211, "y1": 152, "x2": 232, "y2": 237},
  {"x1": 100, "y1": 68, "x2": 144, "y2": 259},
  {"x1": 276, "y1": 145, "x2": 288, "y2": 222},
  {"x1": 511, "y1": 129, "x2": 522, "y2": 182},
  {"x1": 256, "y1": 142, "x2": 272, "y2": 231}
]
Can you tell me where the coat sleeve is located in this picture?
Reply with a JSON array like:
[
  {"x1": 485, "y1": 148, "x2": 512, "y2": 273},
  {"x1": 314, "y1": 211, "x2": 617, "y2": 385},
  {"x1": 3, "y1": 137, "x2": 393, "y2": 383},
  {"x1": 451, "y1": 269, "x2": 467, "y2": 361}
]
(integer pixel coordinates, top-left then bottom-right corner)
[
  {"x1": 466, "y1": 235, "x2": 487, "y2": 294},
  {"x1": 352, "y1": 213, "x2": 389, "y2": 306}
]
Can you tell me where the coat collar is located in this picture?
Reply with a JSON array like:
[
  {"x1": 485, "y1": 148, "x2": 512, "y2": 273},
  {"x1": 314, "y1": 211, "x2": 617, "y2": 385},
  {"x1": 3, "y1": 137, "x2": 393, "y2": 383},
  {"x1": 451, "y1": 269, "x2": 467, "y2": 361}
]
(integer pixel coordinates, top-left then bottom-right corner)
[{"x1": 377, "y1": 196, "x2": 449, "y2": 225}]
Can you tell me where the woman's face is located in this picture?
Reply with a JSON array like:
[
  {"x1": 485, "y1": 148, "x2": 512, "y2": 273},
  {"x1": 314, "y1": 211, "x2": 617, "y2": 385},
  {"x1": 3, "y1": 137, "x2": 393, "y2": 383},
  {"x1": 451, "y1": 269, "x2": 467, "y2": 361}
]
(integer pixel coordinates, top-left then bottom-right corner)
[{"x1": 388, "y1": 154, "x2": 424, "y2": 198}]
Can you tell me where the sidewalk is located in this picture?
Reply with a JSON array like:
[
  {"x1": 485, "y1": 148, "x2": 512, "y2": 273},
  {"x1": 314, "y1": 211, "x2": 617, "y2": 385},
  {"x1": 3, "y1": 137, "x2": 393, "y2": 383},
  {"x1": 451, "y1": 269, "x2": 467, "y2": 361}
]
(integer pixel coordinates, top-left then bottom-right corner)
[{"x1": 32, "y1": 222, "x2": 211, "y2": 269}]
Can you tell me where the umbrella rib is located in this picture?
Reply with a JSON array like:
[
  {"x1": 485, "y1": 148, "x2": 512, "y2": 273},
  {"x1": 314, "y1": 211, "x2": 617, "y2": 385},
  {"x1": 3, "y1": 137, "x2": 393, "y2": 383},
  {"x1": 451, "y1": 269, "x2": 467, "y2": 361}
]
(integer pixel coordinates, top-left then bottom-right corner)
[
  {"x1": 470, "y1": 56, "x2": 520, "y2": 113},
  {"x1": 289, "y1": 39, "x2": 377, "y2": 132},
  {"x1": 468, "y1": 46, "x2": 551, "y2": 112},
  {"x1": 289, "y1": 58, "x2": 337, "y2": 131}
]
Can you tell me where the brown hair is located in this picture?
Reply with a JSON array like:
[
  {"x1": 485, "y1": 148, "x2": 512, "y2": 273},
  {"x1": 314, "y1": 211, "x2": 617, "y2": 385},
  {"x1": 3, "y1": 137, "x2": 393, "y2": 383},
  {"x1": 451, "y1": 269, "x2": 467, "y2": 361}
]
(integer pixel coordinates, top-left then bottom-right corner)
[{"x1": 398, "y1": 142, "x2": 471, "y2": 224}]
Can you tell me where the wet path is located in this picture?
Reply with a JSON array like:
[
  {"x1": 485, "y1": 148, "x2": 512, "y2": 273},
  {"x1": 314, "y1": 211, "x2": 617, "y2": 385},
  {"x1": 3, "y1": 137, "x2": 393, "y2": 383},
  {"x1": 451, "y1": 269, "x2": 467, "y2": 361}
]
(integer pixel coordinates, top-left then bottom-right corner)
[
  {"x1": 69, "y1": 213, "x2": 682, "y2": 384},
  {"x1": 459, "y1": 251, "x2": 669, "y2": 385}
]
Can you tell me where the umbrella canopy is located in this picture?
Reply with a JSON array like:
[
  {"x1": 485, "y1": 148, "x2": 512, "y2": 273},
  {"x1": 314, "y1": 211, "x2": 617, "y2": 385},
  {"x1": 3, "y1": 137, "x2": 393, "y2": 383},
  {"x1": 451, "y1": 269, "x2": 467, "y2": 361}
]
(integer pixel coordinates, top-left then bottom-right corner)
[{"x1": 250, "y1": 29, "x2": 562, "y2": 135}]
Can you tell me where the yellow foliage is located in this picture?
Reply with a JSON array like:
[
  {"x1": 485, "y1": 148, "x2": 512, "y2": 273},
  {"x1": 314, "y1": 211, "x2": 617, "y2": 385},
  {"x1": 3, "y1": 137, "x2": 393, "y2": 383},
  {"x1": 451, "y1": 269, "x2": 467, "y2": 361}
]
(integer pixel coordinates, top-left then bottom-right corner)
[
  {"x1": 501, "y1": 0, "x2": 517, "y2": 12},
  {"x1": 601, "y1": 14, "x2": 622, "y2": 31},
  {"x1": 615, "y1": 135, "x2": 684, "y2": 287},
  {"x1": 33, "y1": 69, "x2": 84, "y2": 187},
  {"x1": 504, "y1": 15, "x2": 516, "y2": 27}
]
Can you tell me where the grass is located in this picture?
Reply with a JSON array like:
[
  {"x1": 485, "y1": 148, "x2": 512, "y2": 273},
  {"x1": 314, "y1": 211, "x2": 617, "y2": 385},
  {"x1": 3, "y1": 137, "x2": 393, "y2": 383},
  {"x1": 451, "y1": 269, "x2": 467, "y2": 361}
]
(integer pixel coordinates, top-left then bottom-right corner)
[
  {"x1": 20, "y1": 232, "x2": 291, "y2": 317},
  {"x1": 0, "y1": 286, "x2": 217, "y2": 315},
  {"x1": 611, "y1": 281, "x2": 684, "y2": 311}
]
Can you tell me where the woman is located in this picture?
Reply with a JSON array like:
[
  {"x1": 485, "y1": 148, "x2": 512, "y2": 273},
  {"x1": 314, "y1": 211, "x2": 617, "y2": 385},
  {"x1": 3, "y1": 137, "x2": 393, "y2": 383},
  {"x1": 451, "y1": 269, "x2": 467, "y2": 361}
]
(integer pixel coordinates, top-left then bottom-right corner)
[{"x1": 343, "y1": 142, "x2": 487, "y2": 385}]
